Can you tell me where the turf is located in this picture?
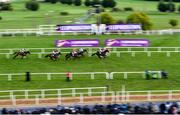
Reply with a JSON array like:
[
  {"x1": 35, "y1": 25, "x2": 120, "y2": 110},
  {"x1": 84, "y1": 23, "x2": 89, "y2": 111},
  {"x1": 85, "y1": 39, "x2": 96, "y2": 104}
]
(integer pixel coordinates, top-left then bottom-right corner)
[{"x1": 0, "y1": 34, "x2": 179, "y2": 91}]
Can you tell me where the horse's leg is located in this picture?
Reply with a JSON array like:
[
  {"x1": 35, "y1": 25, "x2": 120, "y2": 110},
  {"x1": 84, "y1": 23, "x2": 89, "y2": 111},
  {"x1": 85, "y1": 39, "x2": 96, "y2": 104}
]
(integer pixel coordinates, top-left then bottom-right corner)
[
  {"x1": 91, "y1": 53, "x2": 96, "y2": 56},
  {"x1": 13, "y1": 54, "x2": 18, "y2": 59}
]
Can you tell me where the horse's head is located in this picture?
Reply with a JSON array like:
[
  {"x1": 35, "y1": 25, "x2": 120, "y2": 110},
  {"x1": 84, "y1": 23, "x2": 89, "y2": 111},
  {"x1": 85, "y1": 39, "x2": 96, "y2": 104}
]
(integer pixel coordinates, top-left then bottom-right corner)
[
  {"x1": 83, "y1": 49, "x2": 88, "y2": 53},
  {"x1": 25, "y1": 51, "x2": 31, "y2": 54}
]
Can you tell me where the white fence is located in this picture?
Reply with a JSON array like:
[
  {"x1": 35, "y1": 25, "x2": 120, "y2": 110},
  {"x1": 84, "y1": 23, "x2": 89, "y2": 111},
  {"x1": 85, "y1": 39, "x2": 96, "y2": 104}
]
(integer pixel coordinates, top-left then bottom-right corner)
[
  {"x1": 0, "y1": 47, "x2": 180, "y2": 58},
  {"x1": 0, "y1": 87, "x2": 107, "y2": 100},
  {"x1": 0, "y1": 25, "x2": 180, "y2": 36},
  {"x1": 0, "y1": 71, "x2": 162, "y2": 81},
  {"x1": 0, "y1": 89, "x2": 180, "y2": 106},
  {"x1": 0, "y1": 72, "x2": 110, "y2": 81}
]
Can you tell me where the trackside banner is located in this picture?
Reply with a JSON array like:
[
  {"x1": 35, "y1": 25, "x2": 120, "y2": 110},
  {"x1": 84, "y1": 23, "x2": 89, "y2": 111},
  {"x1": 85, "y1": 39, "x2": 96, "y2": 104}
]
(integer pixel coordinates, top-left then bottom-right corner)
[
  {"x1": 106, "y1": 24, "x2": 142, "y2": 31},
  {"x1": 56, "y1": 24, "x2": 92, "y2": 32},
  {"x1": 105, "y1": 39, "x2": 149, "y2": 47},
  {"x1": 55, "y1": 39, "x2": 99, "y2": 47}
]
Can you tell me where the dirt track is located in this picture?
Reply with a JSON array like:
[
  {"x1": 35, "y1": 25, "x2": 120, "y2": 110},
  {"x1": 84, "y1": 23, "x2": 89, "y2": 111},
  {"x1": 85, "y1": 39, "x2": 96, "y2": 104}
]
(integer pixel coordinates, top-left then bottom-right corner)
[{"x1": 0, "y1": 93, "x2": 180, "y2": 107}]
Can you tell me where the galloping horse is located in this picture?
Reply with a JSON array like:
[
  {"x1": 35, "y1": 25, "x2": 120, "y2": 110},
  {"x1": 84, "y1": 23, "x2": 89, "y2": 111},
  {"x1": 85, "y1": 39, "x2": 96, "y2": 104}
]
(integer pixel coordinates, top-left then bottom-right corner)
[
  {"x1": 91, "y1": 49, "x2": 109, "y2": 59},
  {"x1": 65, "y1": 49, "x2": 88, "y2": 60},
  {"x1": 45, "y1": 52, "x2": 62, "y2": 60},
  {"x1": 13, "y1": 51, "x2": 31, "y2": 59}
]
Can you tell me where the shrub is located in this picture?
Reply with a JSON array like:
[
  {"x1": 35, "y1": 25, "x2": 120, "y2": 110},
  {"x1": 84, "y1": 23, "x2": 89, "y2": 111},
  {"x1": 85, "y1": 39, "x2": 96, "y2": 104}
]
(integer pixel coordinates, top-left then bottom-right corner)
[
  {"x1": 74, "y1": 0, "x2": 81, "y2": 6},
  {"x1": 157, "y1": 0, "x2": 167, "y2": 12},
  {"x1": 84, "y1": 0, "x2": 92, "y2": 7},
  {"x1": 25, "y1": 0, "x2": 40, "y2": 11},
  {"x1": 124, "y1": 7, "x2": 134, "y2": 11},
  {"x1": 169, "y1": 19, "x2": 178, "y2": 27},
  {"x1": 0, "y1": 2, "x2": 13, "y2": 11},
  {"x1": 100, "y1": 13, "x2": 115, "y2": 24},
  {"x1": 126, "y1": 12, "x2": 153, "y2": 30},
  {"x1": 91, "y1": 0, "x2": 101, "y2": 6},
  {"x1": 116, "y1": 19, "x2": 125, "y2": 24},
  {"x1": 166, "y1": 2, "x2": 176, "y2": 12},
  {"x1": 50, "y1": 0, "x2": 57, "y2": 4},
  {"x1": 66, "y1": 0, "x2": 73, "y2": 5},
  {"x1": 111, "y1": 7, "x2": 122, "y2": 12},
  {"x1": 0, "y1": 16, "x2": 2, "y2": 20},
  {"x1": 101, "y1": 0, "x2": 116, "y2": 8},
  {"x1": 178, "y1": 5, "x2": 180, "y2": 12},
  {"x1": 60, "y1": 11, "x2": 69, "y2": 16}
]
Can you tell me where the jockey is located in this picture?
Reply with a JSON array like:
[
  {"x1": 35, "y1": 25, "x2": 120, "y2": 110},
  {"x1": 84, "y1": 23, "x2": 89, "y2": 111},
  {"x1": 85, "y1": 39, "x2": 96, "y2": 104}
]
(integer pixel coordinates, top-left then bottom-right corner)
[
  {"x1": 20, "y1": 48, "x2": 26, "y2": 53},
  {"x1": 52, "y1": 49, "x2": 59, "y2": 57},
  {"x1": 99, "y1": 47, "x2": 105, "y2": 55},
  {"x1": 79, "y1": 48, "x2": 84, "y2": 53},
  {"x1": 72, "y1": 48, "x2": 78, "y2": 56}
]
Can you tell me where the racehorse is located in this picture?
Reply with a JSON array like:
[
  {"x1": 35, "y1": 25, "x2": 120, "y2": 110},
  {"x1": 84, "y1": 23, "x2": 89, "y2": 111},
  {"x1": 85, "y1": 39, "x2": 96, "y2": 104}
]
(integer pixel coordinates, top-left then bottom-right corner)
[
  {"x1": 91, "y1": 49, "x2": 109, "y2": 59},
  {"x1": 65, "y1": 49, "x2": 88, "y2": 60},
  {"x1": 45, "y1": 52, "x2": 62, "y2": 60},
  {"x1": 13, "y1": 51, "x2": 31, "y2": 59}
]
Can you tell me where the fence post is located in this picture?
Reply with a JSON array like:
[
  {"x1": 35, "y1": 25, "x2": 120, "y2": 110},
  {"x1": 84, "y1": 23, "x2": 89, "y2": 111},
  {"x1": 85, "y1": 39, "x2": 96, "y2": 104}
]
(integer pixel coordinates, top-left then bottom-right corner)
[
  {"x1": 147, "y1": 52, "x2": 151, "y2": 57},
  {"x1": 79, "y1": 93, "x2": 84, "y2": 103},
  {"x1": 35, "y1": 95, "x2": 39, "y2": 105},
  {"x1": 6, "y1": 54, "x2": 10, "y2": 59},
  {"x1": 88, "y1": 88, "x2": 92, "y2": 96},
  {"x1": 166, "y1": 52, "x2": 170, "y2": 57},
  {"x1": 110, "y1": 72, "x2": 113, "y2": 79},
  {"x1": 58, "y1": 93, "x2": 62, "y2": 105},
  {"x1": 41, "y1": 48, "x2": 45, "y2": 53},
  {"x1": 168, "y1": 90, "x2": 172, "y2": 100},
  {"x1": 158, "y1": 47, "x2": 161, "y2": 51},
  {"x1": 131, "y1": 52, "x2": 135, "y2": 57},
  {"x1": 101, "y1": 92, "x2": 105, "y2": 102},
  {"x1": 111, "y1": 91, "x2": 115, "y2": 102},
  {"x1": 72, "y1": 89, "x2": 76, "y2": 97},
  {"x1": 106, "y1": 72, "x2": 109, "y2": 79},
  {"x1": 38, "y1": 53, "x2": 42, "y2": 58},
  {"x1": 117, "y1": 52, "x2": 120, "y2": 57},
  {"x1": 90, "y1": 73, "x2": 95, "y2": 79},
  {"x1": 124, "y1": 73, "x2": 128, "y2": 79},
  {"x1": 25, "y1": 90, "x2": 29, "y2": 99},
  {"x1": 41, "y1": 90, "x2": 45, "y2": 98},
  {"x1": 12, "y1": 95, "x2": 16, "y2": 106},
  {"x1": 47, "y1": 74, "x2": 51, "y2": 80},
  {"x1": 8, "y1": 74, "x2": 12, "y2": 81},
  {"x1": 147, "y1": 91, "x2": 151, "y2": 101},
  {"x1": 126, "y1": 91, "x2": 130, "y2": 102}
]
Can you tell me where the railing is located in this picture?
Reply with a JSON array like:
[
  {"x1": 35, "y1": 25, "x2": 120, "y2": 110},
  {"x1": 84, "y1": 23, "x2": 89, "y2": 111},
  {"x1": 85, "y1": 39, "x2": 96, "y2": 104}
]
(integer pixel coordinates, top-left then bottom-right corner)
[
  {"x1": 0, "y1": 71, "x2": 163, "y2": 81},
  {"x1": 0, "y1": 89, "x2": 180, "y2": 107},
  {"x1": 109, "y1": 71, "x2": 161, "y2": 79},
  {"x1": 0, "y1": 25, "x2": 180, "y2": 36},
  {"x1": 0, "y1": 47, "x2": 180, "y2": 58},
  {"x1": 0, "y1": 72, "x2": 110, "y2": 81},
  {"x1": 0, "y1": 87, "x2": 107, "y2": 100}
]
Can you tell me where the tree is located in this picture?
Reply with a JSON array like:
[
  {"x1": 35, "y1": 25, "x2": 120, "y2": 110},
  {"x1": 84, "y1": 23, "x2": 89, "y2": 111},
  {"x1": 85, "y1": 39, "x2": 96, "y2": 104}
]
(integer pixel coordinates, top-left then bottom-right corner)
[
  {"x1": 25, "y1": 0, "x2": 40, "y2": 11},
  {"x1": 50, "y1": 0, "x2": 57, "y2": 4},
  {"x1": 169, "y1": 19, "x2": 178, "y2": 27},
  {"x1": 59, "y1": 0, "x2": 66, "y2": 4},
  {"x1": 91, "y1": 0, "x2": 101, "y2": 6},
  {"x1": 157, "y1": 0, "x2": 167, "y2": 12},
  {"x1": 74, "y1": 0, "x2": 82, "y2": 6},
  {"x1": 102, "y1": 0, "x2": 116, "y2": 8},
  {"x1": 0, "y1": 2, "x2": 13, "y2": 11},
  {"x1": 100, "y1": 13, "x2": 115, "y2": 24},
  {"x1": 66, "y1": 0, "x2": 73, "y2": 5},
  {"x1": 126, "y1": 12, "x2": 153, "y2": 30},
  {"x1": 178, "y1": 5, "x2": 180, "y2": 12},
  {"x1": 84, "y1": 0, "x2": 91, "y2": 6},
  {"x1": 166, "y1": 0, "x2": 176, "y2": 12}
]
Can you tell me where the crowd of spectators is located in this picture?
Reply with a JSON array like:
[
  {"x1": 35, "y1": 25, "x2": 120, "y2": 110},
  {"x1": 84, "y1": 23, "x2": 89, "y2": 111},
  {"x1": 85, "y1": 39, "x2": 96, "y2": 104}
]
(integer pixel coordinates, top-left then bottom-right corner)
[{"x1": 1, "y1": 101, "x2": 179, "y2": 114}]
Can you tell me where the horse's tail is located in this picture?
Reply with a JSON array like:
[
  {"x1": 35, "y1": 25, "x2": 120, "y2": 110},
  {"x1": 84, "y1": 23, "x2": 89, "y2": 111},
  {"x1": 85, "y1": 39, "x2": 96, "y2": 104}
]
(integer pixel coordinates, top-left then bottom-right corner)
[
  {"x1": 91, "y1": 51, "x2": 98, "y2": 56},
  {"x1": 45, "y1": 54, "x2": 50, "y2": 58},
  {"x1": 13, "y1": 52, "x2": 17, "y2": 55}
]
